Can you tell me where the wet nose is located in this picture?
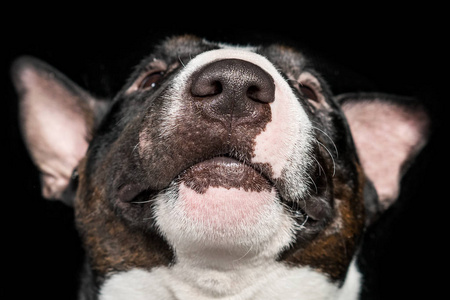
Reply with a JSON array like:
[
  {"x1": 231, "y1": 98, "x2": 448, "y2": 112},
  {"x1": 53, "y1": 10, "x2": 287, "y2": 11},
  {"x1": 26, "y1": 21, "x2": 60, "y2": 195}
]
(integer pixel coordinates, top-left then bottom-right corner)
[{"x1": 190, "y1": 59, "x2": 275, "y2": 123}]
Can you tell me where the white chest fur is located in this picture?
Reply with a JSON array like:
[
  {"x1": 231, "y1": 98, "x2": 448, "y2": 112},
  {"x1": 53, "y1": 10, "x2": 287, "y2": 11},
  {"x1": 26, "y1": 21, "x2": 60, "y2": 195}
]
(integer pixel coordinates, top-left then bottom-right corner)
[{"x1": 99, "y1": 260, "x2": 361, "y2": 300}]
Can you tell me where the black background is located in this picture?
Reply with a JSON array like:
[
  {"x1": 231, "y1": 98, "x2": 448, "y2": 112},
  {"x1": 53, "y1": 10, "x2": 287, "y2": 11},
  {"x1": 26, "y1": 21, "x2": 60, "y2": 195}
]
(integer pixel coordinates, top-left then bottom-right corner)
[{"x1": 4, "y1": 9, "x2": 446, "y2": 299}]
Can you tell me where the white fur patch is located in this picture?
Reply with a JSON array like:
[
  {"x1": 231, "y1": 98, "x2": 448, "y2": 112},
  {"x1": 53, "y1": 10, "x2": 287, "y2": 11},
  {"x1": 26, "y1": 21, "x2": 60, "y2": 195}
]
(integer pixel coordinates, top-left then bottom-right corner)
[
  {"x1": 250, "y1": 65, "x2": 312, "y2": 184},
  {"x1": 99, "y1": 260, "x2": 362, "y2": 299},
  {"x1": 337, "y1": 259, "x2": 362, "y2": 300},
  {"x1": 99, "y1": 264, "x2": 354, "y2": 300},
  {"x1": 154, "y1": 184, "x2": 296, "y2": 261},
  {"x1": 177, "y1": 184, "x2": 278, "y2": 237}
]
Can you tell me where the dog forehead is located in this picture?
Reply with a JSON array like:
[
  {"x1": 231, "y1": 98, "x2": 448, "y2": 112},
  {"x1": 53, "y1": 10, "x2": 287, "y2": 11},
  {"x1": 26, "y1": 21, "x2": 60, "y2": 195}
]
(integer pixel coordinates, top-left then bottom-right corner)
[
  {"x1": 159, "y1": 35, "x2": 215, "y2": 54},
  {"x1": 150, "y1": 35, "x2": 306, "y2": 75}
]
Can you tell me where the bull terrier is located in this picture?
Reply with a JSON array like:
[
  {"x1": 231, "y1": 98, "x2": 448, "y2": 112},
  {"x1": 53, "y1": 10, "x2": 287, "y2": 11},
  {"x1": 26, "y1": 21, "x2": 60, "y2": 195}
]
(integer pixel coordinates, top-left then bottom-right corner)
[{"x1": 11, "y1": 35, "x2": 429, "y2": 299}]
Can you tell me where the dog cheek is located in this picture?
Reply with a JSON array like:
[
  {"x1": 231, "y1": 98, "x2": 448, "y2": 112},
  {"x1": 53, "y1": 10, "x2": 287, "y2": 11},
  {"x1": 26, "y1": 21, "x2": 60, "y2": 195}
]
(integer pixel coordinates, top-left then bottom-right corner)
[
  {"x1": 280, "y1": 167, "x2": 366, "y2": 282},
  {"x1": 74, "y1": 159, "x2": 174, "y2": 276},
  {"x1": 138, "y1": 128, "x2": 153, "y2": 161}
]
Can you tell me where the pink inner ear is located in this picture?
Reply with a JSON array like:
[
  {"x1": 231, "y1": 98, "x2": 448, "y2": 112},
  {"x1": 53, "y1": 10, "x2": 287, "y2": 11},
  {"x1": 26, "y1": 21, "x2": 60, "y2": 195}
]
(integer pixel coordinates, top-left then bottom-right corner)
[
  {"x1": 16, "y1": 59, "x2": 93, "y2": 200},
  {"x1": 343, "y1": 100, "x2": 428, "y2": 209}
]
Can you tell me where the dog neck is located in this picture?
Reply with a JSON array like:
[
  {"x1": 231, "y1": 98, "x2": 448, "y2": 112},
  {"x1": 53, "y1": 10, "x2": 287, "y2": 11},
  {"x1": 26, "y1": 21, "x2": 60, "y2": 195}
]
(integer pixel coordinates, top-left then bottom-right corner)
[{"x1": 98, "y1": 260, "x2": 362, "y2": 300}]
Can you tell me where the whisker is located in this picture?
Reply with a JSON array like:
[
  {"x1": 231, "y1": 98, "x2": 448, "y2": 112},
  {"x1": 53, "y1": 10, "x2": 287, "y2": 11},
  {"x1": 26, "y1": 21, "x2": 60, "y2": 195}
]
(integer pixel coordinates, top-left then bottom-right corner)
[
  {"x1": 309, "y1": 152, "x2": 331, "y2": 195},
  {"x1": 132, "y1": 141, "x2": 140, "y2": 153},
  {"x1": 280, "y1": 201, "x2": 308, "y2": 231},
  {"x1": 306, "y1": 173, "x2": 318, "y2": 194},
  {"x1": 298, "y1": 214, "x2": 309, "y2": 230},
  {"x1": 311, "y1": 155, "x2": 326, "y2": 179},
  {"x1": 316, "y1": 140, "x2": 336, "y2": 176},
  {"x1": 178, "y1": 55, "x2": 186, "y2": 67},
  {"x1": 232, "y1": 244, "x2": 254, "y2": 263},
  {"x1": 280, "y1": 200, "x2": 298, "y2": 215},
  {"x1": 312, "y1": 126, "x2": 338, "y2": 158},
  {"x1": 130, "y1": 199, "x2": 153, "y2": 204}
]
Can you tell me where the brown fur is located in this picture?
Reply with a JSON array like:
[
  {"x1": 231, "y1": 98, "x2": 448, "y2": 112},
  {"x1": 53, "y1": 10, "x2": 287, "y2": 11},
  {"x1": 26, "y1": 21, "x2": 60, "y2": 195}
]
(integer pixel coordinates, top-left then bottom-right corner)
[
  {"x1": 75, "y1": 157, "x2": 173, "y2": 278},
  {"x1": 282, "y1": 162, "x2": 366, "y2": 281}
]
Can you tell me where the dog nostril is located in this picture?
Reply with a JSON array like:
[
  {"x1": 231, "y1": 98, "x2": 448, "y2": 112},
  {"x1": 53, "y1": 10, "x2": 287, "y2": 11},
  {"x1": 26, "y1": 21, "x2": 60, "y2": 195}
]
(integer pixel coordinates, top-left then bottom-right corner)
[
  {"x1": 247, "y1": 85, "x2": 272, "y2": 104},
  {"x1": 191, "y1": 80, "x2": 223, "y2": 97}
]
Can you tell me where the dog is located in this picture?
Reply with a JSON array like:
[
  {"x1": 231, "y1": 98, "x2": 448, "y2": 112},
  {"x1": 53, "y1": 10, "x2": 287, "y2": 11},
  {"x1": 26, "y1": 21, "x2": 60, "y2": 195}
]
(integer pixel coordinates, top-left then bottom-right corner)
[{"x1": 11, "y1": 35, "x2": 429, "y2": 300}]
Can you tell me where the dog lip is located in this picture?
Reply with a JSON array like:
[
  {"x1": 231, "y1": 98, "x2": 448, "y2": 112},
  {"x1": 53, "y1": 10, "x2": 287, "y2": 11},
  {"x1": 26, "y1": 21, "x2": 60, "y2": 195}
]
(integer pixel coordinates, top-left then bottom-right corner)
[
  {"x1": 179, "y1": 156, "x2": 273, "y2": 193},
  {"x1": 200, "y1": 156, "x2": 242, "y2": 166},
  {"x1": 186, "y1": 156, "x2": 269, "y2": 179},
  {"x1": 183, "y1": 156, "x2": 254, "y2": 172}
]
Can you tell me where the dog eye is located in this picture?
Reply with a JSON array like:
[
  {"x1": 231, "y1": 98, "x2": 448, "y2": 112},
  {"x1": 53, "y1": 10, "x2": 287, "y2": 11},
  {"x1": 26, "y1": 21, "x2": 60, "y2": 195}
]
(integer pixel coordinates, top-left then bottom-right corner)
[
  {"x1": 299, "y1": 85, "x2": 318, "y2": 102},
  {"x1": 139, "y1": 71, "x2": 164, "y2": 89}
]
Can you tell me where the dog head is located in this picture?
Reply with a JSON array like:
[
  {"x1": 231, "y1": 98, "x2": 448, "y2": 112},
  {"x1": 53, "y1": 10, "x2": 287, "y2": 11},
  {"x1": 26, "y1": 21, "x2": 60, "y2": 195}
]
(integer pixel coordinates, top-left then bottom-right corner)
[{"x1": 12, "y1": 35, "x2": 429, "y2": 299}]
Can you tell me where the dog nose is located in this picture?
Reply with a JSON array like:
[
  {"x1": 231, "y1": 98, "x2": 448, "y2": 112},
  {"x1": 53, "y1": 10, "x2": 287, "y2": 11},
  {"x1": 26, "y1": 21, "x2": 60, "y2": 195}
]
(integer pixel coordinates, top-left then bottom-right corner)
[{"x1": 190, "y1": 59, "x2": 275, "y2": 123}]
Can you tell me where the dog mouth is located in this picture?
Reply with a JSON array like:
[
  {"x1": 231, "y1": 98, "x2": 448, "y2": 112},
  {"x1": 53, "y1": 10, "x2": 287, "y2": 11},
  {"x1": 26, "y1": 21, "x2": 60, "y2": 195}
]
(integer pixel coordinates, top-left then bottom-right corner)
[
  {"x1": 117, "y1": 156, "x2": 273, "y2": 203},
  {"x1": 116, "y1": 150, "x2": 313, "y2": 227},
  {"x1": 176, "y1": 156, "x2": 313, "y2": 223},
  {"x1": 178, "y1": 156, "x2": 273, "y2": 194},
  {"x1": 119, "y1": 155, "x2": 310, "y2": 218}
]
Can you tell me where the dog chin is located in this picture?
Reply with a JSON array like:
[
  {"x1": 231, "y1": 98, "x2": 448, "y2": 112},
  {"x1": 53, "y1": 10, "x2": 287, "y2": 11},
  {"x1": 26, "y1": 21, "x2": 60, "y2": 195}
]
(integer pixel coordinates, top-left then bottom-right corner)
[{"x1": 153, "y1": 160, "x2": 296, "y2": 260}]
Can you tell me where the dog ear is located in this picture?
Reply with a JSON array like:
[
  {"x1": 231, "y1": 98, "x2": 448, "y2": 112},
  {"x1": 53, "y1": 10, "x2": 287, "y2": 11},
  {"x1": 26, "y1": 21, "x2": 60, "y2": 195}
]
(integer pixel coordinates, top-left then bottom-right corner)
[
  {"x1": 11, "y1": 56, "x2": 107, "y2": 205},
  {"x1": 338, "y1": 93, "x2": 429, "y2": 214}
]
